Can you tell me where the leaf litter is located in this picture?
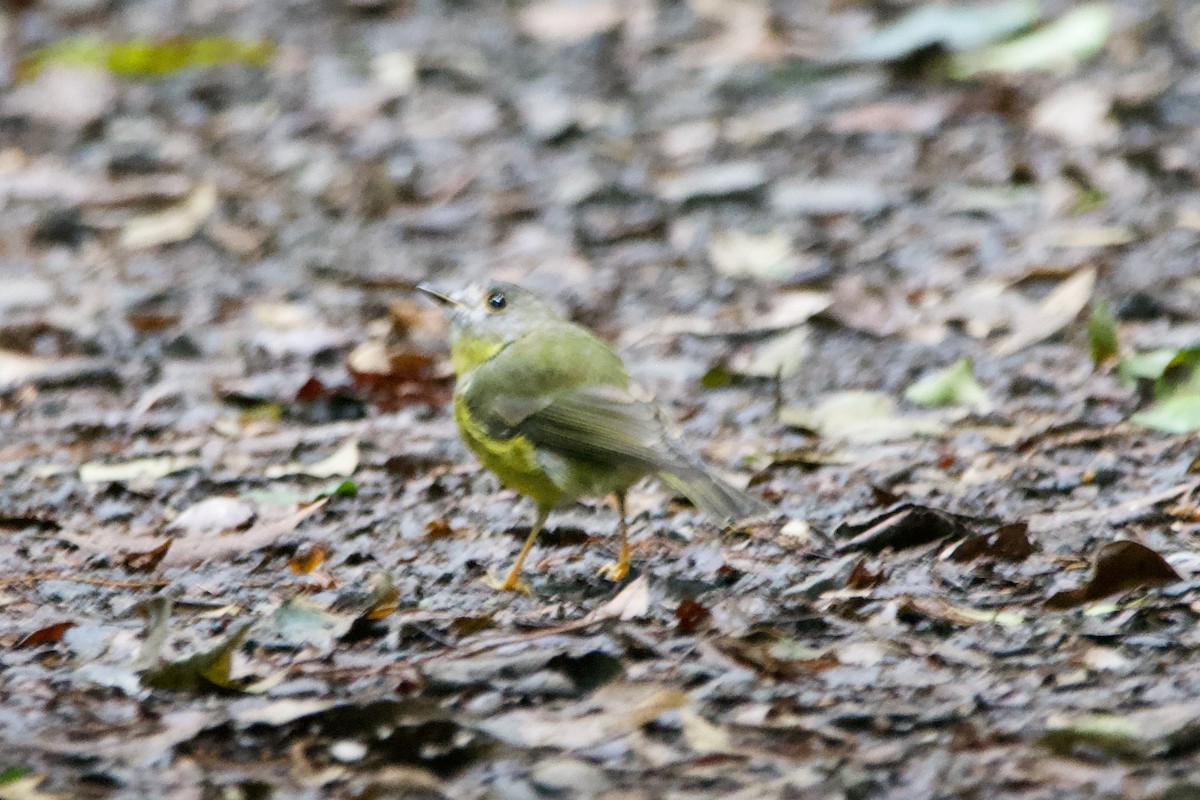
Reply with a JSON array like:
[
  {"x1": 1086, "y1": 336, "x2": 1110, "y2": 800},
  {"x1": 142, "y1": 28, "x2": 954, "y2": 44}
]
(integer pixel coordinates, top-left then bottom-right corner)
[{"x1": 4, "y1": 1, "x2": 1200, "y2": 798}]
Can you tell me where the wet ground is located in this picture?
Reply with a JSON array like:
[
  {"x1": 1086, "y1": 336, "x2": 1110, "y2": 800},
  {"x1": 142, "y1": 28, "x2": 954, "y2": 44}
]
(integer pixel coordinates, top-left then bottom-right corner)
[{"x1": 3, "y1": 0, "x2": 1200, "y2": 798}]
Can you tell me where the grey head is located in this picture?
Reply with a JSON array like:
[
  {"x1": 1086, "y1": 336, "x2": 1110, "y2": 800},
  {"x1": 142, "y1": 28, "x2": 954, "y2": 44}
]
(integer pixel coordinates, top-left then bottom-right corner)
[{"x1": 418, "y1": 281, "x2": 564, "y2": 357}]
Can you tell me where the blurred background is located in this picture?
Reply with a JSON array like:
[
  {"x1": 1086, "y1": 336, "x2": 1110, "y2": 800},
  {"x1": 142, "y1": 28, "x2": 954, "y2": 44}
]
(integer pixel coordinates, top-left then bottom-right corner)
[
  {"x1": 3, "y1": 0, "x2": 1194, "y2": 413},
  {"x1": 8, "y1": 2, "x2": 1200, "y2": 797}
]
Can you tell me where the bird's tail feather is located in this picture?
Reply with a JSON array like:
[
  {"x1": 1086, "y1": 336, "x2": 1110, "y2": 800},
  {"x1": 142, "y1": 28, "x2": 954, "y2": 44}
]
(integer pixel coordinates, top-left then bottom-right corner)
[{"x1": 657, "y1": 461, "x2": 769, "y2": 523}]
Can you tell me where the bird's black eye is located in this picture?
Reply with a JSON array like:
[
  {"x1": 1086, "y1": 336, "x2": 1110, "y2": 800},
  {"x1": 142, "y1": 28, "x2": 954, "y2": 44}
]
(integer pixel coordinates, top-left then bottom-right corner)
[{"x1": 487, "y1": 290, "x2": 507, "y2": 311}]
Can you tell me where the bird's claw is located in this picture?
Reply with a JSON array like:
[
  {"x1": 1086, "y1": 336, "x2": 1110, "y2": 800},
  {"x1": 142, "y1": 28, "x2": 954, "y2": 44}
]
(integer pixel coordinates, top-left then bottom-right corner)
[
  {"x1": 597, "y1": 559, "x2": 630, "y2": 583},
  {"x1": 481, "y1": 570, "x2": 531, "y2": 595}
]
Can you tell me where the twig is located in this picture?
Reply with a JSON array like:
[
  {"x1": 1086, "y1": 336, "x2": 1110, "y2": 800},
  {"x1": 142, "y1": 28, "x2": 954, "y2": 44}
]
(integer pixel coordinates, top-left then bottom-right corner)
[{"x1": 0, "y1": 572, "x2": 171, "y2": 589}]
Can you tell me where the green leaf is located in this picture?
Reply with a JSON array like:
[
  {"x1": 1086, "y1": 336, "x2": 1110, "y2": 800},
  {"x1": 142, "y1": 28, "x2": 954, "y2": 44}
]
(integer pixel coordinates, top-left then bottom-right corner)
[
  {"x1": 1042, "y1": 713, "x2": 1148, "y2": 759},
  {"x1": 950, "y1": 3, "x2": 1112, "y2": 77},
  {"x1": 328, "y1": 479, "x2": 359, "y2": 497},
  {"x1": 850, "y1": 0, "x2": 1040, "y2": 63},
  {"x1": 1087, "y1": 301, "x2": 1119, "y2": 365},
  {"x1": 242, "y1": 478, "x2": 357, "y2": 505},
  {"x1": 19, "y1": 36, "x2": 274, "y2": 80},
  {"x1": 701, "y1": 365, "x2": 735, "y2": 389},
  {"x1": 780, "y1": 391, "x2": 948, "y2": 444},
  {"x1": 1118, "y1": 347, "x2": 1181, "y2": 386},
  {"x1": 271, "y1": 597, "x2": 354, "y2": 651},
  {"x1": 1131, "y1": 394, "x2": 1200, "y2": 434},
  {"x1": 904, "y1": 358, "x2": 987, "y2": 408},
  {"x1": 0, "y1": 768, "x2": 32, "y2": 786},
  {"x1": 141, "y1": 622, "x2": 252, "y2": 692}
]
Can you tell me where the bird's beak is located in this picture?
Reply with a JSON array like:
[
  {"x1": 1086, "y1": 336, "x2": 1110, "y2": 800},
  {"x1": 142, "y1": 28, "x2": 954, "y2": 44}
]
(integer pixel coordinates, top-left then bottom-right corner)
[{"x1": 417, "y1": 284, "x2": 462, "y2": 308}]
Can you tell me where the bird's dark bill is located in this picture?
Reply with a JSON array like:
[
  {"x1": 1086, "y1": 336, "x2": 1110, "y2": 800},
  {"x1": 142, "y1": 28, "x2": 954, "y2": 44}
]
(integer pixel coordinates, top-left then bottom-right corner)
[{"x1": 417, "y1": 284, "x2": 459, "y2": 307}]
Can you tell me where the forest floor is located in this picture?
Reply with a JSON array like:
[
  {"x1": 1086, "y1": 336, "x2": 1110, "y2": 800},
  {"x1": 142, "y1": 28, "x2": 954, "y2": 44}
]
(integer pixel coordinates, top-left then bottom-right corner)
[{"x1": 4, "y1": 1, "x2": 1200, "y2": 798}]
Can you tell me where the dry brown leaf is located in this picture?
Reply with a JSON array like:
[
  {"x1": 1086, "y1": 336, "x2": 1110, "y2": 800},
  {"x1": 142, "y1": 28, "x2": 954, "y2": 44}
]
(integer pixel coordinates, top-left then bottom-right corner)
[
  {"x1": 1046, "y1": 540, "x2": 1182, "y2": 609},
  {"x1": 992, "y1": 268, "x2": 1095, "y2": 356},
  {"x1": 119, "y1": 182, "x2": 217, "y2": 250},
  {"x1": 585, "y1": 575, "x2": 651, "y2": 622},
  {"x1": 163, "y1": 499, "x2": 328, "y2": 566},
  {"x1": 480, "y1": 682, "x2": 688, "y2": 749},
  {"x1": 518, "y1": 0, "x2": 622, "y2": 43}
]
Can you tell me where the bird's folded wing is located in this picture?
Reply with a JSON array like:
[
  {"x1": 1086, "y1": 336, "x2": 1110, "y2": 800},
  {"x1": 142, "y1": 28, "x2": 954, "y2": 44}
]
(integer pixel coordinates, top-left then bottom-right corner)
[{"x1": 498, "y1": 384, "x2": 670, "y2": 468}]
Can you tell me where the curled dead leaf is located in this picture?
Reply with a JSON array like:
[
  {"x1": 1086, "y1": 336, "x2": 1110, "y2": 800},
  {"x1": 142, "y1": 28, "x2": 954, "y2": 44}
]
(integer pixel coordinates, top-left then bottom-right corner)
[
  {"x1": 14, "y1": 621, "x2": 75, "y2": 649},
  {"x1": 123, "y1": 539, "x2": 172, "y2": 573},
  {"x1": 1046, "y1": 540, "x2": 1182, "y2": 609},
  {"x1": 288, "y1": 542, "x2": 328, "y2": 574}
]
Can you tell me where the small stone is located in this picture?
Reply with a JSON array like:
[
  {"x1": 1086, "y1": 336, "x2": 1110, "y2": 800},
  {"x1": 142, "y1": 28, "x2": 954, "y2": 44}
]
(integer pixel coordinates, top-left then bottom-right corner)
[
  {"x1": 517, "y1": 85, "x2": 578, "y2": 142},
  {"x1": 329, "y1": 740, "x2": 367, "y2": 763},
  {"x1": 656, "y1": 162, "x2": 766, "y2": 204},
  {"x1": 5, "y1": 66, "x2": 116, "y2": 131},
  {"x1": 531, "y1": 758, "x2": 610, "y2": 796},
  {"x1": 770, "y1": 179, "x2": 892, "y2": 216}
]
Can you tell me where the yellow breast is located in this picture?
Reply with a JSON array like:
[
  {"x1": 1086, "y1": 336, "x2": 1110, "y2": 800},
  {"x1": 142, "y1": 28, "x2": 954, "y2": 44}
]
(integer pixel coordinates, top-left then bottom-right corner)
[{"x1": 453, "y1": 392, "x2": 564, "y2": 509}]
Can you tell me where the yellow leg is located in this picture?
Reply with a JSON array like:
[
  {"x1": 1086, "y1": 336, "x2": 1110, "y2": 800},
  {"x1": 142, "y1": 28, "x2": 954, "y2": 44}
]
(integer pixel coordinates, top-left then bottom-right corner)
[
  {"x1": 599, "y1": 491, "x2": 631, "y2": 582},
  {"x1": 484, "y1": 505, "x2": 549, "y2": 594}
]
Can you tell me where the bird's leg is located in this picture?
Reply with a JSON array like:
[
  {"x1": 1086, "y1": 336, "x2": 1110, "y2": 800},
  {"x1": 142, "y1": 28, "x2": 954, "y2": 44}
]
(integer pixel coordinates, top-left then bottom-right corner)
[
  {"x1": 599, "y1": 491, "x2": 631, "y2": 582},
  {"x1": 484, "y1": 505, "x2": 549, "y2": 594}
]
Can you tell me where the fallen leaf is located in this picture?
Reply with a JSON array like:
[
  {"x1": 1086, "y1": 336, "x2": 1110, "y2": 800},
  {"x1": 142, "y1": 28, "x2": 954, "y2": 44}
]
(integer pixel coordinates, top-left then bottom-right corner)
[
  {"x1": 900, "y1": 597, "x2": 1026, "y2": 627},
  {"x1": 835, "y1": 503, "x2": 978, "y2": 553},
  {"x1": 119, "y1": 182, "x2": 218, "y2": 250},
  {"x1": 780, "y1": 391, "x2": 947, "y2": 444},
  {"x1": 5, "y1": 65, "x2": 116, "y2": 131},
  {"x1": 14, "y1": 621, "x2": 76, "y2": 649},
  {"x1": 845, "y1": 558, "x2": 886, "y2": 589},
  {"x1": 944, "y1": 523, "x2": 1034, "y2": 562},
  {"x1": 1088, "y1": 301, "x2": 1119, "y2": 366},
  {"x1": 829, "y1": 100, "x2": 948, "y2": 134},
  {"x1": 163, "y1": 498, "x2": 327, "y2": 565},
  {"x1": 18, "y1": 36, "x2": 273, "y2": 80},
  {"x1": 169, "y1": 497, "x2": 256, "y2": 536},
  {"x1": 265, "y1": 439, "x2": 358, "y2": 479},
  {"x1": 0, "y1": 774, "x2": 67, "y2": 800},
  {"x1": 1131, "y1": 395, "x2": 1200, "y2": 434},
  {"x1": 288, "y1": 542, "x2": 328, "y2": 574},
  {"x1": 756, "y1": 291, "x2": 833, "y2": 332},
  {"x1": 679, "y1": 707, "x2": 733, "y2": 754},
  {"x1": 122, "y1": 540, "x2": 172, "y2": 573},
  {"x1": 1031, "y1": 83, "x2": 1119, "y2": 148},
  {"x1": 230, "y1": 698, "x2": 336, "y2": 728},
  {"x1": 726, "y1": 327, "x2": 810, "y2": 379},
  {"x1": 271, "y1": 596, "x2": 354, "y2": 651},
  {"x1": 79, "y1": 455, "x2": 198, "y2": 484},
  {"x1": 950, "y1": 3, "x2": 1112, "y2": 77},
  {"x1": 769, "y1": 178, "x2": 892, "y2": 216},
  {"x1": 709, "y1": 229, "x2": 798, "y2": 280},
  {"x1": 0, "y1": 350, "x2": 52, "y2": 390},
  {"x1": 479, "y1": 682, "x2": 688, "y2": 748},
  {"x1": 904, "y1": 358, "x2": 987, "y2": 409},
  {"x1": 364, "y1": 573, "x2": 400, "y2": 620},
  {"x1": 1045, "y1": 540, "x2": 1182, "y2": 609},
  {"x1": 348, "y1": 345, "x2": 453, "y2": 411},
  {"x1": 517, "y1": 0, "x2": 622, "y2": 44},
  {"x1": 142, "y1": 621, "x2": 253, "y2": 692},
  {"x1": 992, "y1": 268, "x2": 1095, "y2": 356},
  {"x1": 585, "y1": 575, "x2": 651, "y2": 623},
  {"x1": 849, "y1": 0, "x2": 1038, "y2": 62},
  {"x1": 657, "y1": 162, "x2": 767, "y2": 204},
  {"x1": 1050, "y1": 225, "x2": 1136, "y2": 249},
  {"x1": 718, "y1": 634, "x2": 835, "y2": 680},
  {"x1": 674, "y1": 598, "x2": 712, "y2": 633},
  {"x1": 1043, "y1": 701, "x2": 1200, "y2": 760}
]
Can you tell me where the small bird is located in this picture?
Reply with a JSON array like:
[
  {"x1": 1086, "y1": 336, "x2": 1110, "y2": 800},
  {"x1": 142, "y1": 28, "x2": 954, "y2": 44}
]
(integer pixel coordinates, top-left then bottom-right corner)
[{"x1": 420, "y1": 282, "x2": 767, "y2": 592}]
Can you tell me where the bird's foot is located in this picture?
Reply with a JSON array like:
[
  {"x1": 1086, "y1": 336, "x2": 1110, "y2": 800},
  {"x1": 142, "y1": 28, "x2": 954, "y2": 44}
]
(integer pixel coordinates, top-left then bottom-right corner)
[
  {"x1": 597, "y1": 558, "x2": 630, "y2": 583},
  {"x1": 481, "y1": 570, "x2": 531, "y2": 595}
]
